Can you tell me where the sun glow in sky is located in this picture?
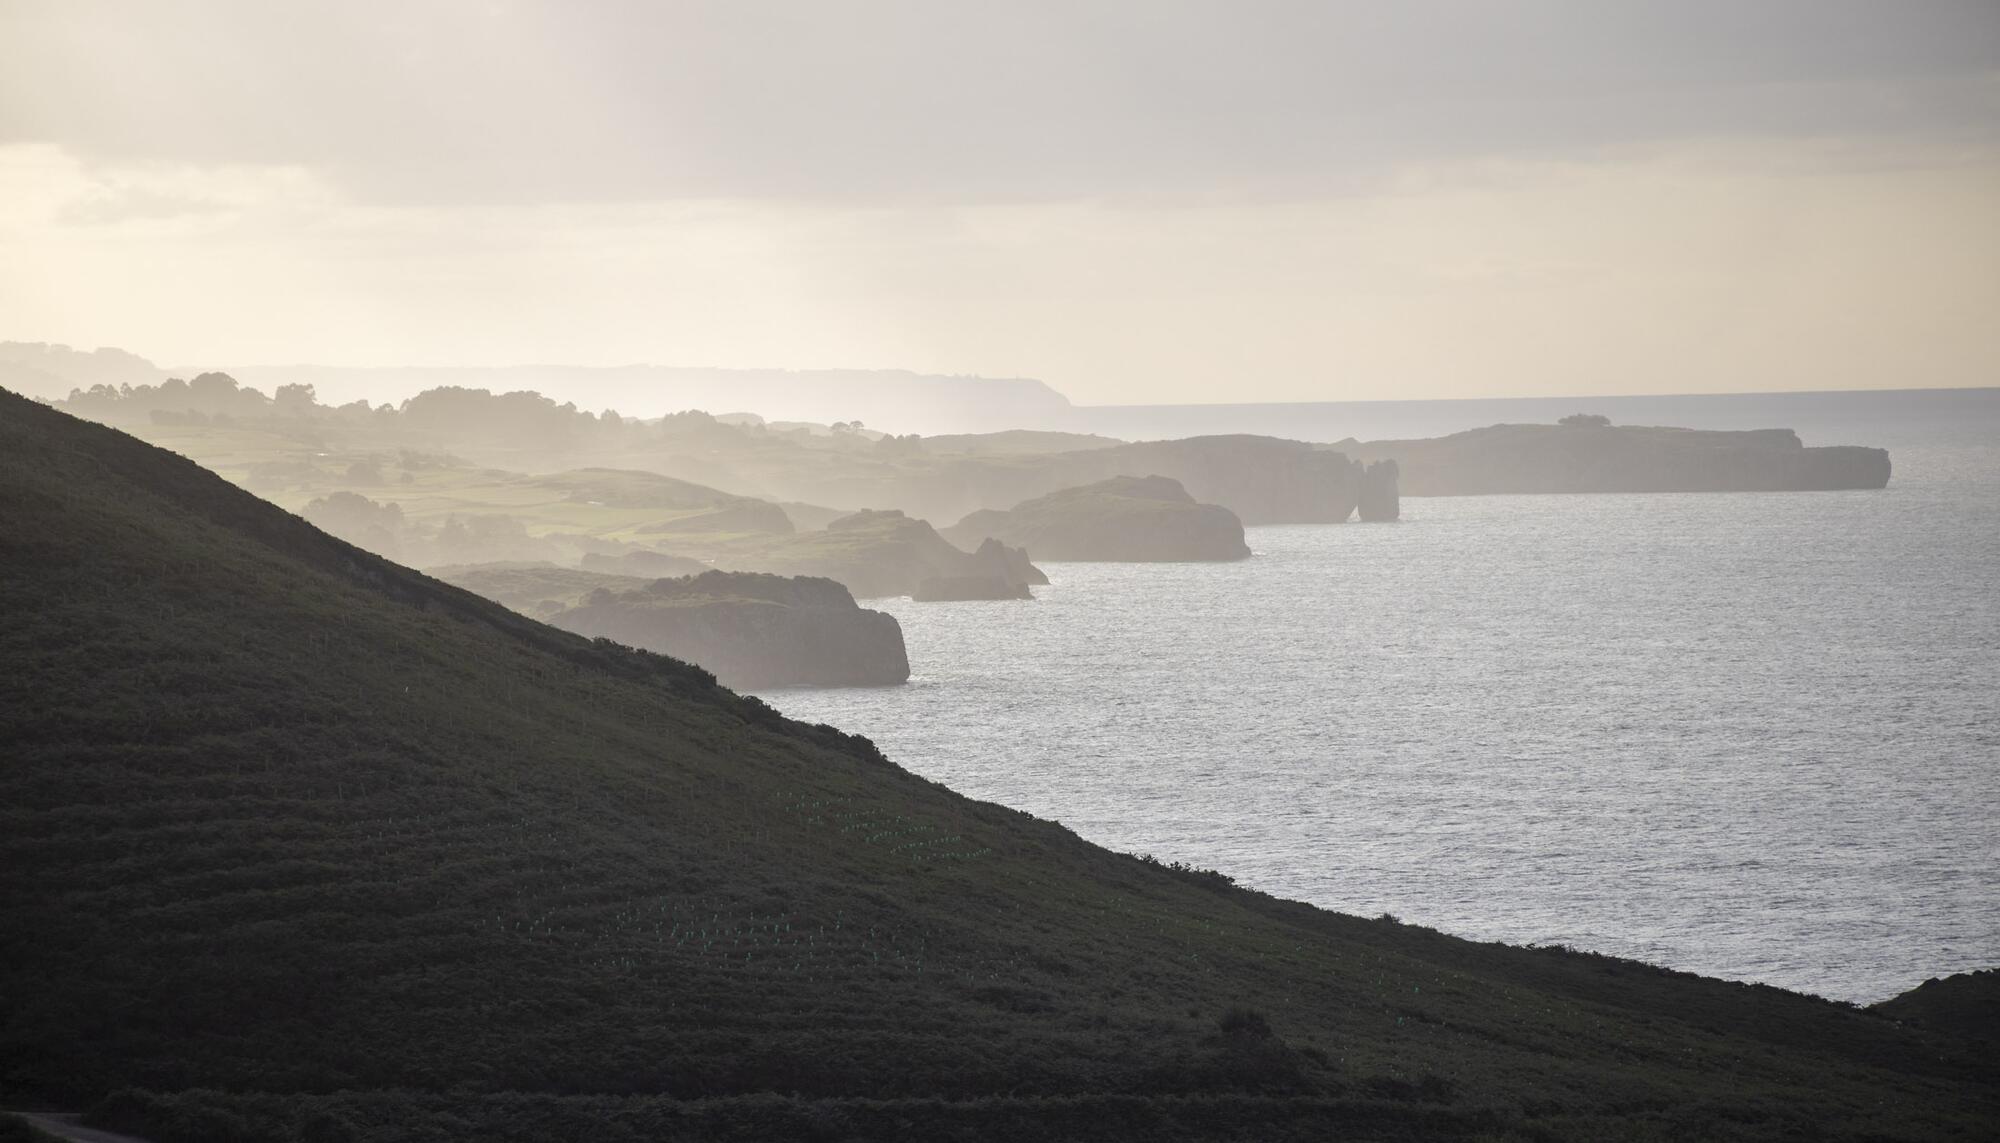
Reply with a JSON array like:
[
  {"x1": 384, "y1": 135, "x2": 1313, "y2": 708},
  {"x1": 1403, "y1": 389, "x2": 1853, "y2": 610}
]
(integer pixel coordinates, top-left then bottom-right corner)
[{"x1": 3, "y1": 1, "x2": 1996, "y2": 404}]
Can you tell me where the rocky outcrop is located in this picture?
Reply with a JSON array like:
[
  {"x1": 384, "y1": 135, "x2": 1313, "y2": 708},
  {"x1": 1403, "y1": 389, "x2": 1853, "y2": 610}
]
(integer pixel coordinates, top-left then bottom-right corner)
[
  {"x1": 718, "y1": 509, "x2": 1043, "y2": 600},
  {"x1": 439, "y1": 565, "x2": 909, "y2": 689},
  {"x1": 944, "y1": 475, "x2": 1251, "y2": 561},
  {"x1": 977, "y1": 536, "x2": 1049, "y2": 588},
  {"x1": 1048, "y1": 435, "x2": 1365, "y2": 525},
  {"x1": 745, "y1": 433, "x2": 1368, "y2": 527},
  {"x1": 1356, "y1": 460, "x2": 1400, "y2": 522},
  {"x1": 1336, "y1": 424, "x2": 1890, "y2": 496}
]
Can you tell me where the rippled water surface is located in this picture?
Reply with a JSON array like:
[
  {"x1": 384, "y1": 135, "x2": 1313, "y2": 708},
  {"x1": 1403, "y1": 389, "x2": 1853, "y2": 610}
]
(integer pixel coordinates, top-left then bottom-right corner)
[{"x1": 764, "y1": 426, "x2": 1999, "y2": 1003}]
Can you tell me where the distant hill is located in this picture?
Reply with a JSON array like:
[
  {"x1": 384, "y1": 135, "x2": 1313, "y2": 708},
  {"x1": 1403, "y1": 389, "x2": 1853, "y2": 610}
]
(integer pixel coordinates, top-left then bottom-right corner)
[
  {"x1": 0, "y1": 341, "x2": 1074, "y2": 434},
  {"x1": 0, "y1": 341, "x2": 166, "y2": 401},
  {"x1": 1, "y1": 386, "x2": 1993, "y2": 1139},
  {"x1": 921, "y1": 429, "x2": 1123, "y2": 456},
  {"x1": 211, "y1": 362, "x2": 1075, "y2": 435}
]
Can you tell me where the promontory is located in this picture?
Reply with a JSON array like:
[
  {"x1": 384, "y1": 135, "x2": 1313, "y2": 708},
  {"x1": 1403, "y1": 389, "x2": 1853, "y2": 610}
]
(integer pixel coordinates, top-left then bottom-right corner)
[
  {"x1": 437, "y1": 564, "x2": 910, "y2": 689},
  {"x1": 945, "y1": 475, "x2": 1251, "y2": 562}
]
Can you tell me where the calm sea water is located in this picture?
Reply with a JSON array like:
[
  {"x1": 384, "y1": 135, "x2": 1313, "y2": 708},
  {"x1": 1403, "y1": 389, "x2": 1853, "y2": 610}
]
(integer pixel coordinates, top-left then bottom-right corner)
[{"x1": 763, "y1": 395, "x2": 1999, "y2": 1003}]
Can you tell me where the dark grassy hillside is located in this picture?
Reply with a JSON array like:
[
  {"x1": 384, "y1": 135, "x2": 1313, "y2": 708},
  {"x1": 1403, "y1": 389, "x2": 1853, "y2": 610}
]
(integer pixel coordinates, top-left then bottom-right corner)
[
  {"x1": 1871, "y1": 972, "x2": 2000, "y2": 1047},
  {"x1": 0, "y1": 389, "x2": 1990, "y2": 1141}
]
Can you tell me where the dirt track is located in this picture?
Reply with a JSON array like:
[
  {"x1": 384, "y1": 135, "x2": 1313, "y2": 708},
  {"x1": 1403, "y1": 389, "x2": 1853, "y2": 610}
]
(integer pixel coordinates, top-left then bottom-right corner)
[{"x1": 6, "y1": 1113, "x2": 151, "y2": 1143}]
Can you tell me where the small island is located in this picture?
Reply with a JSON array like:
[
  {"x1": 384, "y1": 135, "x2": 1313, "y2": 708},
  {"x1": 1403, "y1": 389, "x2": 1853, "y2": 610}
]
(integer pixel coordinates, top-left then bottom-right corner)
[
  {"x1": 437, "y1": 564, "x2": 910, "y2": 689},
  {"x1": 945, "y1": 474, "x2": 1252, "y2": 561}
]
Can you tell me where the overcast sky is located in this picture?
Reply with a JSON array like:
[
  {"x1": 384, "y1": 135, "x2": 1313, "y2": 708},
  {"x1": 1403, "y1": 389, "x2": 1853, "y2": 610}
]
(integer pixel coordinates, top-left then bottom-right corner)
[{"x1": 3, "y1": 0, "x2": 1996, "y2": 404}]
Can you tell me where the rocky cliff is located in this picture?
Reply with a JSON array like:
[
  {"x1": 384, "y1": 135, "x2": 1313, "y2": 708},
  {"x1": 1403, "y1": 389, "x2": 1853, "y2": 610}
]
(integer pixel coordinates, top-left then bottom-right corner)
[
  {"x1": 440, "y1": 564, "x2": 909, "y2": 689},
  {"x1": 1337, "y1": 423, "x2": 1890, "y2": 496},
  {"x1": 726, "y1": 509, "x2": 1044, "y2": 601},
  {"x1": 1046, "y1": 435, "x2": 1365, "y2": 525},
  {"x1": 721, "y1": 433, "x2": 1372, "y2": 527},
  {"x1": 1357, "y1": 459, "x2": 1401, "y2": 521},
  {"x1": 945, "y1": 474, "x2": 1251, "y2": 561}
]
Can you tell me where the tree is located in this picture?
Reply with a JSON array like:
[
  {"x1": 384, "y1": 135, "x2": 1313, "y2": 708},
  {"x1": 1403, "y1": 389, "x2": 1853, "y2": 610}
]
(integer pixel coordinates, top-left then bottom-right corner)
[
  {"x1": 274, "y1": 382, "x2": 319, "y2": 414},
  {"x1": 1559, "y1": 413, "x2": 1611, "y2": 428}
]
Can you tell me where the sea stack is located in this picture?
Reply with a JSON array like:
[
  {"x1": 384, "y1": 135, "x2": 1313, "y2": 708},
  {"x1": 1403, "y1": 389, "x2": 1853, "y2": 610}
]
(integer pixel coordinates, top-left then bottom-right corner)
[{"x1": 1357, "y1": 459, "x2": 1401, "y2": 522}]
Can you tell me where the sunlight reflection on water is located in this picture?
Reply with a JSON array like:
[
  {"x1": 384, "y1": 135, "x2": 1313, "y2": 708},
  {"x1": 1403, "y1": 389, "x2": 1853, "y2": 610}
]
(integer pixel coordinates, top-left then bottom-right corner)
[{"x1": 765, "y1": 441, "x2": 1999, "y2": 1002}]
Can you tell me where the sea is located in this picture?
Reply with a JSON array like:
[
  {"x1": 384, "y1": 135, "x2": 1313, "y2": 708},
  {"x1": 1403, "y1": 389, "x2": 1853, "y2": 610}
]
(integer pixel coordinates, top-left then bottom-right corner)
[{"x1": 760, "y1": 388, "x2": 2000, "y2": 1004}]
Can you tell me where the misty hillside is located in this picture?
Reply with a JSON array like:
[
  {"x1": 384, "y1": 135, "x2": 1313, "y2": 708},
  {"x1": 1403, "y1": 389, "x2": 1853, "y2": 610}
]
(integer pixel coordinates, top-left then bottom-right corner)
[
  {"x1": 0, "y1": 386, "x2": 1991, "y2": 1141},
  {"x1": 0, "y1": 342, "x2": 1073, "y2": 435},
  {"x1": 0, "y1": 342, "x2": 165, "y2": 401}
]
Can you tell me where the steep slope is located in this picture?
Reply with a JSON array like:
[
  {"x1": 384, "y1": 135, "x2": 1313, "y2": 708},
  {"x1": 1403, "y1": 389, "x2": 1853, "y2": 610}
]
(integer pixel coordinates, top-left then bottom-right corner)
[
  {"x1": 945, "y1": 476, "x2": 1251, "y2": 562},
  {"x1": 0, "y1": 389, "x2": 1990, "y2": 1142},
  {"x1": 1871, "y1": 972, "x2": 2000, "y2": 1047}
]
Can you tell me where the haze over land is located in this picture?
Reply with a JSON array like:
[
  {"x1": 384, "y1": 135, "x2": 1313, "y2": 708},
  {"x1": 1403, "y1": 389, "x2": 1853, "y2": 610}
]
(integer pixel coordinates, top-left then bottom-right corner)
[
  {"x1": 4, "y1": 1, "x2": 1998, "y2": 407},
  {"x1": 3, "y1": 4, "x2": 1997, "y2": 1141}
]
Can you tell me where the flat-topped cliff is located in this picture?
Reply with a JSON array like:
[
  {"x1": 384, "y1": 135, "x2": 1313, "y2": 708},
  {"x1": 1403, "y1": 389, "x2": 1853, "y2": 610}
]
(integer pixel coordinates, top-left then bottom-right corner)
[
  {"x1": 946, "y1": 474, "x2": 1251, "y2": 562},
  {"x1": 1336, "y1": 422, "x2": 1890, "y2": 496},
  {"x1": 439, "y1": 564, "x2": 909, "y2": 689}
]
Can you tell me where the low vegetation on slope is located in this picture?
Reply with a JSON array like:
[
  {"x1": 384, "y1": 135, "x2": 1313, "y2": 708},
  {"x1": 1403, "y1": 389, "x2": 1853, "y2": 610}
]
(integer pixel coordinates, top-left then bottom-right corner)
[{"x1": 0, "y1": 389, "x2": 1989, "y2": 1142}]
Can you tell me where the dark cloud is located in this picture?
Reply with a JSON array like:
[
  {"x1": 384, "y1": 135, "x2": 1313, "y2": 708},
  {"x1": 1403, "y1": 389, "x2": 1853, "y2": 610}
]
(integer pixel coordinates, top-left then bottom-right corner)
[{"x1": 3, "y1": 0, "x2": 1996, "y2": 203}]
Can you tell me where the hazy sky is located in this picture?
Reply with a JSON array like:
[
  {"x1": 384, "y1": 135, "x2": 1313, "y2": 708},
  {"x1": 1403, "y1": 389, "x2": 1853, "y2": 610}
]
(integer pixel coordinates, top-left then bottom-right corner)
[{"x1": 3, "y1": 1, "x2": 1996, "y2": 405}]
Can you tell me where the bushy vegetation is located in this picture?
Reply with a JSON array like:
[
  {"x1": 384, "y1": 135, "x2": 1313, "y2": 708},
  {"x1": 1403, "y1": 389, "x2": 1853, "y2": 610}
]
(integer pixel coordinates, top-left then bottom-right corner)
[{"x1": 0, "y1": 389, "x2": 1990, "y2": 1140}]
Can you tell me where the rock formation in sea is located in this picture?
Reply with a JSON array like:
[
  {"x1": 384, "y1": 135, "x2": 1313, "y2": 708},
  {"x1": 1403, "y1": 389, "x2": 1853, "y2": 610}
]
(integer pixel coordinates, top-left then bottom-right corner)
[
  {"x1": 1356, "y1": 459, "x2": 1400, "y2": 522},
  {"x1": 438, "y1": 565, "x2": 910, "y2": 689},
  {"x1": 741, "y1": 508, "x2": 1043, "y2": 600},
  {"x1": 1336, "y1": 423, "x2": 1891, "y2": 496},
  {"x1": 944, "y1": 474, "x2": 1252, "y2": 561},
  {"x1": 1044, "y1": 435, "x2": 1366, "y2": 525}
]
